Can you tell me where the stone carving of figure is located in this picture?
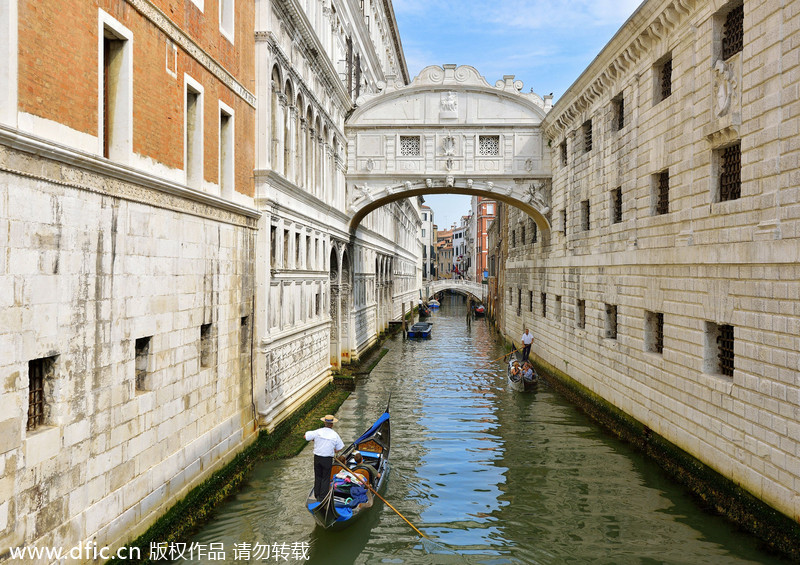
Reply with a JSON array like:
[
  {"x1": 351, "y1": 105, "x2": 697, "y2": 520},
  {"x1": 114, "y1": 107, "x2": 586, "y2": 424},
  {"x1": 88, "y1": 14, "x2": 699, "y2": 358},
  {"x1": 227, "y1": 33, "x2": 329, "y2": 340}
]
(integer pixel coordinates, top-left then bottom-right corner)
[
  {"x1": 446, "y1": 175, "x2": 454, "y2": 187},
  {"x1": 527, "y1": 180, "x2": 551, "y2": 215},
  {"x1": 425, "y1": 178, "x2": 433, "y2": 188},
  {"x1": 713, "y1": 59, "x2": 737, "y2": 117},
  {"x1": 442, "y1": 135, "x2": 456, "y2": 156},
  {"x1": 441, "y1": 91, "x2": 457, "y2": 113}
]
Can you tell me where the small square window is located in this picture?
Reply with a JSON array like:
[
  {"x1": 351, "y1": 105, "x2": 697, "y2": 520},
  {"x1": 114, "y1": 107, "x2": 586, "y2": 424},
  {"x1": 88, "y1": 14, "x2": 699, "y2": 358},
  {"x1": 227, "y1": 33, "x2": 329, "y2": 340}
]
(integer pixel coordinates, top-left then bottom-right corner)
[
  {"x1": 645, "y1": 311, "x2": 664, "y2": 354},
  {"x1": 704, "y1": 321, "x2": 734, "y2": 377},
  {"x1": 135, "y1": 337, "x2": 152, "y2": 391},
  {"x1": 399, "y1": 136, "x2": 421, "y2": 156},
  {"x1": 479, "y1": 135, "x2": 500, "y2": 156},
  {"x1": 28, "y1": 356, "x2": 57, "y2": 430}
]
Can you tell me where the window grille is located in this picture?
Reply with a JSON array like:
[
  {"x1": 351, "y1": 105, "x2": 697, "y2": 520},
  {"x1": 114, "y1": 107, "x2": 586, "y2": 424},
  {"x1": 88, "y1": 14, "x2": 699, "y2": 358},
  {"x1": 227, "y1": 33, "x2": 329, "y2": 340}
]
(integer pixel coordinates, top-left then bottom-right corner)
[
  {"x1": 560, "y1": 141, "x2": 567, "y2": 166},
  {"x1": 532, "y1": 222, "x2": 538, "y2": 243},
  {"x1": 722, "y1": 4, "x2": 744, "y2": 60},
  {"x1": 135, "y1": 337, "x2": 151, "y2": 391},
  {"x1": 521, "y1": 225, "x2": 526, "y2": 244},
  {"x1": 720, "y1": 143, "x2": 741, "y2": 201},
  {"x1": 511, "y1": 230, "x2": 516, "y2": 247},
  {"x1": 612, "y1": 187, "x2": 623, "y2": 224},
  {"x1": 200, "y1": 323, "x2": 213, "y2": 368},
  {"x1": 517, "y1": 289, "x2": 521, "y2": 316},
  {"x1": 479, "y1": 135, "x2": 500, "y2": 156},
  {"x1": 657, "y1": 171, "x2": 669, "y2": 215},
  {"x1": 615, "y1": 95, "x2": 625, "y2": 130},
  {"x1": 529, "y1": 291, "x2": 534, "y2": 312},
  {"x1": 561, "y1": 209, "x2": 567, "y2": 235},
  {"x1": 399, "y1": 136, "x2": 420, "y2": 156},
  {"x1": 577, "y1": 299, "x2": 586, "y2": 329},
  {"x1": 605, "y1": 304, "x2": 617, "y2": 339},
  {"x1": 541, "y1": 293, "x2": 547, "y2": 317},
  {"x1": 647, "y1": 312, "x2": 664, "y2": 354},
  {"x1": 718, "y1": 324, "x2": 734, "y2": 376},
  {"x1": 241, "y1": 316, "x2": 250, "y2": 354},
  {"x1": 581, "y1": 200, "x2": 590, "y2": 231},
  {"x1": 509, "y1": 287, "x2": 513, "y2": 305},
  {"x1": 28, "y1": 359, "x2": 47, "y2": 430},
  {"x1": 555, "y1": 296, "x2": 562, "y2": 322},
  {"x1": 583, "y1": 120, "x2": 592, "y2": 152},
  {"x1": 661, "y1": 58, "x2": 672, "y2": 100}
]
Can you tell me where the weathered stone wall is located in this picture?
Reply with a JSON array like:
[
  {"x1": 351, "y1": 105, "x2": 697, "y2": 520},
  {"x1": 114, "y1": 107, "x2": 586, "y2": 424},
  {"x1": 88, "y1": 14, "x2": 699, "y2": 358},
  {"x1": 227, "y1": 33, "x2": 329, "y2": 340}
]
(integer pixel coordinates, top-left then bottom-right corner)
[
  {"x1": 0, "y1": 144, "x2": 259, "y2": 555},
  {"x1": 499, "y1": 0, "x2": 800, "y2": 522}
]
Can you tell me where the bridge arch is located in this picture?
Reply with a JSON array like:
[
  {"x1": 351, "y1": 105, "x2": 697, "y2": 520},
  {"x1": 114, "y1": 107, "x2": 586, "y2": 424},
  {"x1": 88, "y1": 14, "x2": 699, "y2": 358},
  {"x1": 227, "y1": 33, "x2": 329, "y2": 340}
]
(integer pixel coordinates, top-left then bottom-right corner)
[{"x1": 425, "y1": 279, "x2": 486, "y2": 303}]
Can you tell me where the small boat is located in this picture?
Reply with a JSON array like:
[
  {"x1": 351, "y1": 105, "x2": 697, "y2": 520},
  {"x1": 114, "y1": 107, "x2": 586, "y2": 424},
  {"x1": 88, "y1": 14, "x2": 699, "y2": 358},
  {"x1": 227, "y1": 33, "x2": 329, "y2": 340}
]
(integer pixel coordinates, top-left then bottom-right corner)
[
  {"x1": 307, "y1": 401, "x2": 391, "y2": 529},
  {"x1": 407, "y1": 322, "x2": 433, "y2": 339},
  {"x1": 507, "y1": 350, "x2": 538, "y2": 392},
  {"x1": 473, "y1": 304, "x2": 486, "y2": 318},
  {"x1": 418, "y1": 304, "x2": 432, "y2": 318},
  {"x1": 428, "y1": 299, "x2": 440, "y2": 309}
]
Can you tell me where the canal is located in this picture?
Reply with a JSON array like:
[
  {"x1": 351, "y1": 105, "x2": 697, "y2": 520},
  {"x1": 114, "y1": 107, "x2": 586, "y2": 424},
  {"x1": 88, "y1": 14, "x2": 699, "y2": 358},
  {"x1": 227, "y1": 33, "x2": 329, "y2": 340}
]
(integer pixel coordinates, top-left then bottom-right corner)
[{"x1": 184, "y1": 295, "x2": 786, "y2": 564}]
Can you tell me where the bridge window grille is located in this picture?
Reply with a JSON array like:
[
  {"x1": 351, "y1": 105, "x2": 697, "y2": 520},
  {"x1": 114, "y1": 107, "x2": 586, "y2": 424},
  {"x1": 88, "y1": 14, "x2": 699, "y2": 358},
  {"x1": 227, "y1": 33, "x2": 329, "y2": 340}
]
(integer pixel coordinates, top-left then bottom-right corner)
[
  {"x1": 541, "y1": 292, "x2": 547, "y2": 318},
  {"x1": 576, "y1": 299, "x2": 586, "y2": 329},
  {"x1": 614, "y1": 94, "x2": 625, "y2": 130},
  {"x1": 28, "y1": 356, "x2": 55, "y2": 430},
  {"x1": 719, "y1": 143, "x2": 741, "y2": 201},
  {"x1": 560, "y1": 140, "x2": 567, "y2": 166},
  {"x1": 659, "y1": 57, "x2": 672, "y2": 102},
  {"x1": 655, "y1": 170, "x2": 669, "y2": 215},
  {"x1": 718, "y1": 324, "x2": 734, "y2": 376},
  {"x1": 583, "y1": 119, "x2": 592, "y2": 153},
  {"x1": 581, "y1": 199, "x2": 590, "y2": 231},
  {"x1": 722, "y1": 4, "x2": 744, "y2": 60},
  {"x1": 479, "y1": 135, "x2": 500, "y2": 156},
  {"x1": 645, "y1": 311, "x2": 664, "y2": 354},
  {"x1": 605, "y1": 304, "x2": 617, "y2": 339},
  {"x1": 612, "y1": 187, "x2": 623, "y2": 224},
  {"x1": 399, "y1": 135, "x2": 420, "y2": 156}
]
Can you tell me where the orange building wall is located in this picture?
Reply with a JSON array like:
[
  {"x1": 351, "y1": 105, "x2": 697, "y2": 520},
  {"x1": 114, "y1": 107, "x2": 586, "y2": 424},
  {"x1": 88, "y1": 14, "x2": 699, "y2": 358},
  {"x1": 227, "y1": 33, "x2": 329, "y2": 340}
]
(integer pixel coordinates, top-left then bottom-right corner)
[{"x1": 17, "y1": 0, "x2": 255, "y2": 196}]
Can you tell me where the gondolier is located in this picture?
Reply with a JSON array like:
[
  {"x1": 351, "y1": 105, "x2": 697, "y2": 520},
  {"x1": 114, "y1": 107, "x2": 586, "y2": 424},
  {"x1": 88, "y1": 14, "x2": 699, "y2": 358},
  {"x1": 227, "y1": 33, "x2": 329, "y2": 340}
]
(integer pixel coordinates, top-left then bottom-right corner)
[
  {"x1": 305, "y1": 415, "x2": 344, "y2": 501},
  {"x1": 521, "y1": 328, "x2": 533, "y2": 361}
]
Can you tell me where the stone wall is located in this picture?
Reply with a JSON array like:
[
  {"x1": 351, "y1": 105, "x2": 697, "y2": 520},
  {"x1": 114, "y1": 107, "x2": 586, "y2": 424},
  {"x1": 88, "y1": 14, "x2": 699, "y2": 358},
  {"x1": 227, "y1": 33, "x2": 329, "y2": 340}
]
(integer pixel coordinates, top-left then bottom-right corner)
[
  {"x1": 0, "y1": 141, "x2": 259, "y2": 554},
  {"x1": 498, "y1": 0, "x2": 800, "y2": 522}
]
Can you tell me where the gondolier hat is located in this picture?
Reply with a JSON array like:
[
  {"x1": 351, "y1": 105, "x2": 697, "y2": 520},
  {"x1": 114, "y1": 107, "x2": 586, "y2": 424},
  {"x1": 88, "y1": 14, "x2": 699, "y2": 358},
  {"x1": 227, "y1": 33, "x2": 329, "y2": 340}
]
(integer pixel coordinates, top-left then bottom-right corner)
[{"x1": 321, "y1": 415, "x2": 339, "y2": 423}]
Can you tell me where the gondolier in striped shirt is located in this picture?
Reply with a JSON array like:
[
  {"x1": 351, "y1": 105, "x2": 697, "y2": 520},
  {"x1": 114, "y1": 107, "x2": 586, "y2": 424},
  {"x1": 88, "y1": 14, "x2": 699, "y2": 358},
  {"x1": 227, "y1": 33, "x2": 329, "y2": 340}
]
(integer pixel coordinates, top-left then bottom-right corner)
[{"x1": 305, "y1": 415, "x2": 345, "y2": 501}]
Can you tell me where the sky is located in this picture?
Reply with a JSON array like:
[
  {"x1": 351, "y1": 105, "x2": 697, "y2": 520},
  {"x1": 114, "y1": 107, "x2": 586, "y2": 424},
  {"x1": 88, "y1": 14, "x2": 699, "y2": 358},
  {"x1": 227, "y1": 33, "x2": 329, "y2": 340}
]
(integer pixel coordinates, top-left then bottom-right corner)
[{"x1": 392, "y1": 0, "x2": 643, "y2": 229}]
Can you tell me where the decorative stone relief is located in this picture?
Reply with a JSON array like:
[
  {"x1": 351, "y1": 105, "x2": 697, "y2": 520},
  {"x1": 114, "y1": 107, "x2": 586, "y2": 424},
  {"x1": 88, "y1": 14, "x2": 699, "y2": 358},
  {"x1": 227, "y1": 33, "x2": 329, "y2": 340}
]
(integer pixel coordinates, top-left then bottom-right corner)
[
  {"x1": 526, "y1": 180, "x2": 551, "y2": 215},
  {"x1": 440, "y1": 92, "x2": 458, "y2": 119},
  {"x1": 442, "y1": 135, "x2": 456, "y2": 156},
  {"x1": 713, "y1": 59, "x2": 737, "y2": 117}
]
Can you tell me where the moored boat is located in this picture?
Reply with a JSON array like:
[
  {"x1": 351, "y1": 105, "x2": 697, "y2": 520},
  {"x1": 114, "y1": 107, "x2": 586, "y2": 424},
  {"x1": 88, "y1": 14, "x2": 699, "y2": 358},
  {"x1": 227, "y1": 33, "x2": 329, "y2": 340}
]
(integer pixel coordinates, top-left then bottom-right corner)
[
  {"x1": 307, "y1": 402, "x2": 391, "y2": 529},
  {"x1": 428, "y1": 299, "x2": 440, "y2": 309},
  {"x1": 407, "y1": 321, "x2": 433, "y2": 339},
  {"x1": 473, "y1": 304, "x2": 486, "y2": 318}
]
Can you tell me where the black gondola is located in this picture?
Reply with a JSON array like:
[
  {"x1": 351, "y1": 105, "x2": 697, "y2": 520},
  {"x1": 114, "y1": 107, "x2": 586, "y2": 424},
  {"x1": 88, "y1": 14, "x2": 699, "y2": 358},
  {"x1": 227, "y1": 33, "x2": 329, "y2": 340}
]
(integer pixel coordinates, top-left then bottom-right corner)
[
  {"x1": 306, "y1": 400, "x2": 391, "y2": 529},
  {"x1": 507, "y1": 346, "x2": 538, "y2": 392}
]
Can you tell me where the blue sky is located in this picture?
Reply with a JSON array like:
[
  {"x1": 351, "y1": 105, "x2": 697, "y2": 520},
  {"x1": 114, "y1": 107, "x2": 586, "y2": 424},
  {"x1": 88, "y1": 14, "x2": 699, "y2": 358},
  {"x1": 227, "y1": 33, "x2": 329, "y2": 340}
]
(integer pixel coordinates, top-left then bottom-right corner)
[{"x1": 393, "y1": 0, "x2": 643, "y2": 228}]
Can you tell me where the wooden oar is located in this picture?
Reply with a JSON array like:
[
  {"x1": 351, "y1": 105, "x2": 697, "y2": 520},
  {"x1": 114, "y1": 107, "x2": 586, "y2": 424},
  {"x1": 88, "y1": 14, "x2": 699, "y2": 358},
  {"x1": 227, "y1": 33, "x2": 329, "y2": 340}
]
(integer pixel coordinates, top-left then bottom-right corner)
[
  {"x1": 333, "y1": 458, "x2": 427, "y2": 539},
  {"x1": 487, "y1": 344, "x2": 518, "y2": 364}
]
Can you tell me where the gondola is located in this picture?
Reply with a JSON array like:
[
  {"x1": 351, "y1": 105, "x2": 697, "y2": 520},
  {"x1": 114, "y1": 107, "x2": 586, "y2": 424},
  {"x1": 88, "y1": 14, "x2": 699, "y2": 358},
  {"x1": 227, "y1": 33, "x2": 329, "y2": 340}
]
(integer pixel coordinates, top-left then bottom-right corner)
[
  {"x1": 428, "y1": 299, "x2": 440, "y2": 309},
  {"x1": 507, "y1": 347, "x2": 538, "y2": 392},
  {"x1": 472, "y1": 304, "x2": 486, "y2": 318},
  {"x1": 306, "y1": 400, "x2": 391, "y2": 529}
]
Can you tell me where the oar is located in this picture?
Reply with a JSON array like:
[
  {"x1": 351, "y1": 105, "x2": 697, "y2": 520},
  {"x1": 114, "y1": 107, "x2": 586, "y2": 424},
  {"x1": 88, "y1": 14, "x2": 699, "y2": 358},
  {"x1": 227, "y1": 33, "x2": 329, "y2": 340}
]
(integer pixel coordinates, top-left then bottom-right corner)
[
  {"x1": 333, "y1": 458, "x2": 427, "y2": 538},
  {"x1": 487, "y1": 343, "x2": 519, "y2": 364}
]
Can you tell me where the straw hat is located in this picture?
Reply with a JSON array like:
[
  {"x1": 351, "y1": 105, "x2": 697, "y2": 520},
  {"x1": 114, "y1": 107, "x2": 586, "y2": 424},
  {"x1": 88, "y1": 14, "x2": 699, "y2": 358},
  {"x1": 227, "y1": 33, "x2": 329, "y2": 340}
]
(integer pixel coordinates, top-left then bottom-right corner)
[{"x1": 320, "y1": 415, "x2": 339, "y2": 423}]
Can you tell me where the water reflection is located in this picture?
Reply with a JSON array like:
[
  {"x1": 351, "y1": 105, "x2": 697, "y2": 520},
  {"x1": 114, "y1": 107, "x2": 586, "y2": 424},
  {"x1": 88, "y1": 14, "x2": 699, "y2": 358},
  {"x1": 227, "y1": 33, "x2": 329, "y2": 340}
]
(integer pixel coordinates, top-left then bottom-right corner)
[{"x1": 184, "y1": 295, "x2": 785, "y2": 565}]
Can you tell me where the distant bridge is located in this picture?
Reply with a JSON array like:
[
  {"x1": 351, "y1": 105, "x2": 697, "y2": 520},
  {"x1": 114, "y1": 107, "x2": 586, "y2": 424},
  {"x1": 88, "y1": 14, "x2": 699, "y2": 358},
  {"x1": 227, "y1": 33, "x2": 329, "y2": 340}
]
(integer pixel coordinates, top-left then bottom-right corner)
[{"x1": 424, "y1": 279, "x2": 486, "y2": 302}]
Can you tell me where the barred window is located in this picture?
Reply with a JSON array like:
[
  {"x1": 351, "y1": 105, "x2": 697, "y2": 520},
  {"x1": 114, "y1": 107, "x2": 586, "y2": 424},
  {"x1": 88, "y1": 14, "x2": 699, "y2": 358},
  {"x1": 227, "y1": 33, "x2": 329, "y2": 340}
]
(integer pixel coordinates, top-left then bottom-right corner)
[
  {"x1": 135, "y1": 336, "x2": 152, "y2": 391},
  {"x1": 529, "y1": 291, "x2": 534, "y2": 312},
  {"x1": 719, "y1": 143, "x2": 741, "y2": 202},
  {"x1": 605, "y1": 304, "x2": 617, "y2": 339},
  {"x1": 200, "y1": 323, "x2": 214, "y2": 368},
  {"x1": 655, "y1": 170, "x2": 669, "y2": 215},
  {"x1": 583, "y1": 120, "x2": 592, "y2": 153},
  {"x1": 28, "y1": 357, "x2": 56, "y2": 430},
  {"x1": 560, "y1": 140, "x2": 567, "y2": 166},
  {"x1": 581, "y1": 199, "x2": 590, "y2": 231},
  {"x1": 521, "y1": 225, "x2": 526, "y2": 244},
  {"x1": 561, "y1": 208, "x2": 567, "y2": 235},
  {"x1": 611, "y1": 187, "x2": 622, "y2": 224},
  {"x1": 541, "y1": 292, "x2": 547, "y2": 318},
  {"x1": 576, "y1": 299, "x2": 586, "y2": 329},
  {"x1": 399, "y1": 135, "x2": 421, "y2": 156},
  {"x1": 614, "y1": 94, "x2": 625, "y2": 131},
  {"x1": 517, "y1": 288, "x2": 522, "y2": 316},
  {"x1": 722, "y1": 4, "x2": 744, "y2": 60},
  {"x1": 646, "y1": 311, "x2": 664, "y2": 354},
  {"x1": 479, "y1": 135, "x2": 500, "y2": 156},
  {"x1": 718, "y1": 324, "x2": 735, "y2": 377},
  {"x1": 554, "y1": 295, "x2": 562, "y2": 322},
  {"x1": 656, "y1": 56, "x2": 673, "y2": 103},
  {"x1": 531, "y1": 222, "x2": 538, "y2": 243}
]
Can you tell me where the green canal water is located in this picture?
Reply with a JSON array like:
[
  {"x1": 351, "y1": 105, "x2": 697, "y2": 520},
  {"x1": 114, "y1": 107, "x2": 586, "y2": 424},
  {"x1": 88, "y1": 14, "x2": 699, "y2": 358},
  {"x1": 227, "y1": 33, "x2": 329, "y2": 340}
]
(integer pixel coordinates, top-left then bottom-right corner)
[{"x1": 182, "y1": 295, "x2": 787, "y2": 564}]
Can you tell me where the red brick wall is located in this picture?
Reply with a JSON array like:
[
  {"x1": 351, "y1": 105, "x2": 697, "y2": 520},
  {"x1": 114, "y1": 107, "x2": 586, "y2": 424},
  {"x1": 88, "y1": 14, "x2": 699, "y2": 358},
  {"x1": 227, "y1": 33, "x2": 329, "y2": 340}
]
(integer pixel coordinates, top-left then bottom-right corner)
[{"x1": 17, "y1": 0, "x2": 255, "y2": 197}]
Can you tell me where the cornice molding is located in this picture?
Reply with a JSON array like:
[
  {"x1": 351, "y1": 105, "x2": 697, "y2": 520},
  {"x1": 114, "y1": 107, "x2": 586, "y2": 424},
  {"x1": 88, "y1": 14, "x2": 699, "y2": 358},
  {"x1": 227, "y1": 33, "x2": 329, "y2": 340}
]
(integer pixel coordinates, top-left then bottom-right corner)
[
  {"x1": 127, "y1": 0, "x2": 256, "y2": 108},
  {"x1": 542, "y1": 0, "x2": 697, "y2": 141},
  {"x1": 0, "y1": 124, "x2": 261, "y2": 223}
]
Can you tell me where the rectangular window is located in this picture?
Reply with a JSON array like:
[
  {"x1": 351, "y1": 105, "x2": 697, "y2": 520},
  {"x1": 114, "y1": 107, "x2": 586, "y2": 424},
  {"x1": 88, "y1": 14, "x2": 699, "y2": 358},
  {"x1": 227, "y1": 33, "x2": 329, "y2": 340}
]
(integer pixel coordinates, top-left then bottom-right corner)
[
  {"x1": 554, "y1": 295, "x2": 562, "y2": 322},
  {"x1": 219, "y1": 0, "x2": 234, "y2": 42},
  {"x1": 532, "y1": 222, "x2": 538, "y2": 243},
  {"x1": 581, "y1": 199, "x2": 590, "y2": 231},
  {"x1": 722, "y1": 3, "x2": 744, "y2": 60},
  {"x1": 306, "y1": 235, "x2": 312, "y2": 269},
  {"x1": 645, "y1": 311, "x2": 664, "y2": 354},
  {"x1": 509, "y1": 287, "x2": 513, "y2": 305},
  {"x1": 135, "y1": 336, "x2": 152, "y2": 391},
  {"x1": 654, "y1": 170, "x2": 670, "y2": 215},
  {"x1": 611, "y1": 187, "x2": 623, "y2": 224},
  {"x1": 200, "y1": 323, "x2": 213, "y2": 368},
  {"x1": 240, "y1": 316, "x2": 250, "y2": 356},
  {"x1": 561, "y1": 209, "x2": 567, "y2": 235},
  {"x1": 560, "y1": 140, "x2": 567, "y2": 166},
  {"x1": 704, "y1": 321, "x2": 734, "y2": 377},
  {"x1": 576, "y1": 299, "x2": 586, "y2": 329},
  {"x1": 219, "y1": 102, "x2": 234, "y2": 199},
  {"x1": 583, "y1": 119, "x2": 592, "y2": 153},
  {"x1": 517, "y1": 288, "x2": 521, "y2": 316},
  {"x1": 479, "y1": 135, "x2": 500, "y2": 156},
  {"x1": 718, "y1": 142, "x2": 741, "y2": 202},
  {"x1": 614, "y1": 94, "x2": 625, "y2": 131},
  {"x1": 399, "y1": 135, "x2": 421, "y2": 156},
  {"x1": 512, "y1": 230, "x2": 516, "y2": 247},
  {"x1": 99, "y1": 11, "x2": 133, "y2": 162},
  {"x1": 27, "y1": 356, "x2": 56, "y2": 431},
  {"x1": 422, "y1": 228, "x2": 426, "y2": 237},
  {"x1": 529, "y1": 291, "x2": 534, "y2": 312},
  {"x1": 541, "y1": 292, "x2": 547, "y2": 318},
  {"x1": 270, "y1": 225, "x2": 277, "y2": 266},
  {"x1": 521, "y1": 225, "x2": 526, "y2": 244},
  {"x1": 315, "y1": 291, "x2": 321, "y2": 316},
  {"x1": 185, "y1": 75, "x2": 204, "y2": 188},
  {"x1": 605, "y1": 304, "x2": 617, "y2": 339},
  {"x1": 656, "y1": 55, "x2": 673, "y2": 103},
  {"x1": 487, "y1": 203, "x2": 494, "y2": 214},
  {"x1": 295, "y1": 232, "x2": 301, "y2": 267}
]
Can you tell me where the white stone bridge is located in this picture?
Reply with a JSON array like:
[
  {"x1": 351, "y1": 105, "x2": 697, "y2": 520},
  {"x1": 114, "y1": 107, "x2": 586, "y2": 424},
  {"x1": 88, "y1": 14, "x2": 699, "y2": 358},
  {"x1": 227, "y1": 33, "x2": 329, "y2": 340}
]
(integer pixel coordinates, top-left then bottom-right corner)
[{"x1": 425, "y1": 279, "x2": 486, "y2": 302}]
